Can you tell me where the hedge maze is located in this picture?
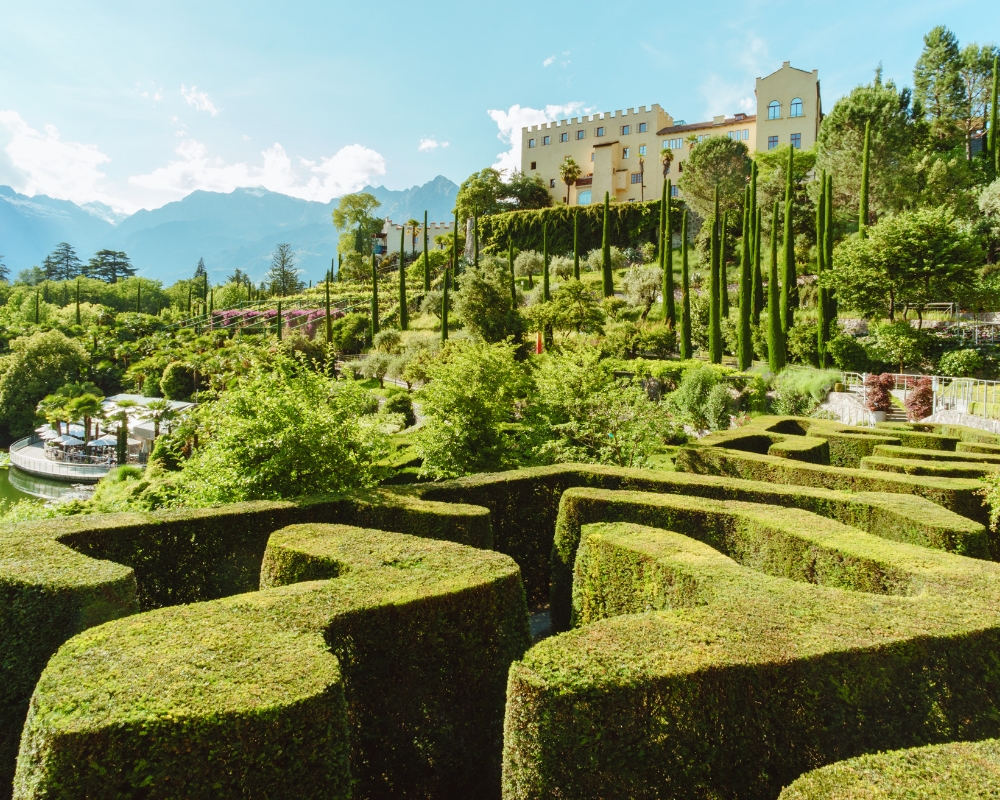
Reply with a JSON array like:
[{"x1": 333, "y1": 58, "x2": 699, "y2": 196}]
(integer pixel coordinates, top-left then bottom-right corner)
[{"x1": 5, "y1": 416, "x2": 1000, "y2": 797}]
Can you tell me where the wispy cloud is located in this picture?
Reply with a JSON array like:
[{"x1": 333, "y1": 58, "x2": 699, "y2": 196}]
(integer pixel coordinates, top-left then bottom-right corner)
[
  {"x1": 418, "y1": 137, "x2": 449, "y2": 152},
  {"x1": 543, "y1": 56, "x2": 555, "y2": 67},
  {"x1": 699, "y1": 35, "x2": 767, "y2": 117},
  {"x1": 129, "y1": 140, "x2": 386, "y2": 202},
  {"x1": 181, "y1": 84, "x2": 219, "y2": 116},
  {"x1": 487, "y1": 102, "x2": 587, "y2": 175},
  {"x1": 0, "y1": 110, "x2": 131, "y2": 211}
]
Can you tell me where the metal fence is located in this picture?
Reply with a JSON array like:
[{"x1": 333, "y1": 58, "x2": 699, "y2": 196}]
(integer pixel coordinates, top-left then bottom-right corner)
[{"x1": 9, "y1": 435, "x2": 145, "y2": 482}]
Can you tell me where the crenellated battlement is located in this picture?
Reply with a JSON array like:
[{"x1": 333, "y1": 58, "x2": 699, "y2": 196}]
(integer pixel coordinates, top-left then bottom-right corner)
[{"x1": 527, "y1": 104, "x2": 665, "y2": 133}]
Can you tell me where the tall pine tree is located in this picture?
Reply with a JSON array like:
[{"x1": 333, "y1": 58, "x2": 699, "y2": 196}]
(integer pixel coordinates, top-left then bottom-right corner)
[
  {"x1": 680, "y1": 210, "x2": 692, "y2": 359},
  {"x1": 708, "y1": 184, "x2": 722, "y2": 364},
  {"x1": 768, "y1": 201, "x2": 786, "y2": 372},
  {"x1": 601, "y1": 192, "x2": 613, "y2": 297},
  {"x1": 780, "y1": 145, "x2": 796, "y2": 334},
  {"x1": 662, "y1": 180, "x2": 675, "y2": 326},
  {"x1": 398, "y1": 228, "x2": 408, "y2": 330},
  {"x1": 738, "y1": 186, "x2": 752, "y2": 370}
]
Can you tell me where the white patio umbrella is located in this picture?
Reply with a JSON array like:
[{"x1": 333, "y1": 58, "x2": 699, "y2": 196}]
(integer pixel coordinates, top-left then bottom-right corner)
[
  {"x1": 54, "y1": 435, "x2": 84, "y2": 446},
  {"x1": 35, "y1": 426, "x2": 49, "y2": 433},
  {"x1": 86, "y1": 435, "x2": 118, "y2": 447},
  {"x1": 39, "y1": 430, "x2": 60, "y2": 441}
]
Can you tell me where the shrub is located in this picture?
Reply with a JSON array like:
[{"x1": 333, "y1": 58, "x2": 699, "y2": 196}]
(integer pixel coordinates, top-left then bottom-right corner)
[
  {"x1": 827, "y1": 333, "x2": 869, "y2": 372},
  {"x1": 905, "y1": 376, "x2": 933, "y2": 420},
  {"x1": 703, "y1": 383, "x2": 734, "y2": 431},
  {"x1": 669, "y1": 364, "x2": 721, "y2": 431},
  {"x1": 371, "y1": 329, "x2": 402, "y2": 355},
  {"x1": 786, "y1": 322, "x2": 820, "y2": 367},
  {"x1": 865, "y1": 372, "x2": 896, "y2": 412},
  {"x1": 938, "y1": 348, "x2": 984, "y2": 378},
  {"x1": 383, "y1": 392, "x2": 416, "y2": 428},
  {"x1": 159, "y1": 360, "x2": 195, "y2": 401}
]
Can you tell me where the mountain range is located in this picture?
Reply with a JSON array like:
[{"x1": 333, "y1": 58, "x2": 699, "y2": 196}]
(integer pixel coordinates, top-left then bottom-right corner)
[{"x1": 0, "y1": 176, "x2": 459, "y2": 285}]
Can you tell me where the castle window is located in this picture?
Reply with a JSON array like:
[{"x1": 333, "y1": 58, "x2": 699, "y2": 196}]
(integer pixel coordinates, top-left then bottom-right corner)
[
  {"x1": 768, "y1": 136, "x2": 778, "y2": 150},
  {"x1": 638, "y1": 122, "x2": 647, "y2": 132},
  {"x1": 639, "y1": 145, "x2": 646, "y2": 156},
  {"x1": 791, "y1": 133, "x2": 801, "y2": 149},
  {"x1": 577, "y1": 189, "x2": 592, "y2": 205},
  {"x1": 622, "y1": 147, "x2": 630, "y2": 159},
  {"x1": 549, "y1": 178, "x2": 556, "y2": 188},
  {"x1": 670, "y1": 185, "x2": 679, "y2": 197},
  {"x1": 630, "y1": 172, "x2": 642, "y2": 184},
  {"x1": 530, "y1": 161, "x2": 536, "y2": 170},
  {"x1": 576, "y1": 130, "x2": 585, "y2": 140},
  {"x1": 596, "y1": 126, "x2": 605, "y2": 137},
  {"x1": 528, "y1": 138, "x2": 536, "y2": 148},
  {"x1": 621, "y1": 124, "x2": 631, "y2": 135},
  {"x1": 560, "y1": 132, "x2": 569, "y2": 143},
  {"x1": 768, "y1": 100, "x2": 781, "y2": 120},
  {"x1": 542, "y1": 135, "x2": 551, "y2": 145},
  {"x1": 790, "y1": 97, "x2": 803, "y2": 117}
]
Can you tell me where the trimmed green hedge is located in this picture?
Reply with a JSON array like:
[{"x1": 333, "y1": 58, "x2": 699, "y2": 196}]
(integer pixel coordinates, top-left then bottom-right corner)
[
  {"x1": 503, "y1": 501, "x2": 1000, "y2": 799},
  {"x1": 548, "y1": 481, "x2": 987, "y2": 632},
  {"x1": 779, "y1": 739, "x2": 1000, "y2": 798},
  {"x1": 16, "y1": 525, "x2": 529, "y2": 798},
  {"x1": 874, "y1": 422, "x2": 960, "y2": 450},
  {"x1": 0, "y1": 492, "x2": 491, "y2": 797},
  {"x1": 873, "y1": 444, "x2": 1000, "y2": 464},
  {"x1": 477, "y1": 199, "x2": 682, "y2": 256},
  {"x1": 958, "y1": 440, "x2": 1000, "y2": 455},
  {"x1": 765, "y1": 435, "x2": 830, "y2": 463},
  {"x1": 675, "y1": 445, "x2": 987, "y2": 526},
  {"x1": 861, "y1": 456, "x2": 1000, "y2": 478}
]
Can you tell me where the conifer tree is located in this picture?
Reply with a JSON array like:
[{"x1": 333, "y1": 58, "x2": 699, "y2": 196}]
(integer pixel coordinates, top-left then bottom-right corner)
[
  {"x1": 473, "y1": 214, "x2": 479, "y2": 267},
  {"x1": 720, "y1": 211, "x2": 730, "y2": 318},
  {"x1": 370, "y1": 254, "x2": 379, "y2": 339},
  {"x1": 325, "y1": 271, "x2": 332, "y2": 345},
  {"x1": 768, "y1": 201, "x2": 786, "y2": 372},
  {"x1": 987, "y1": 54, "x2": 999, "y2": 176},
  {"x1": 816, "y1": 170, "x2": 828, "y2": 366},
  {"x1": 509, "y1": 240, "x2": 517, "y2": 308},
  {"x1": 543, "y1": 222, "x2": 551, "y2": 301},
  {"x1": 338, "y1": 253, "x2": 343, "y2": 283},
  {"x1": 452, "y1": 209, "x2": 460, "y2": 291},
  {"x1": 75, "y1": 278, "x2": 81, "y2": 326},
  {"x1": 35, "y1": 290, "x2": 39, "y2": 325},
  {"x1": 398, "y1": 228, "x2": 408, "y2": 330},
  {"x1": 423, "y1": 210, "x2": 430, "y2": 292},
  {"x1": 859, "y1": 119, "x2": 871, "y2": 238},
  {"x1": 441, "y1": 267, "x2": 449, "y2": 342},
  {"x1": 601, "y1": 192, "x2": 613, "y2": 297},
  {"x1": 276, "y1": 299, "x2": 283, "y2": 340},
  {"x1": 753, "y1": 207, "x2": 763, "y2": 325},
  {"x1": 824, "y1": 174, "x2": 837, "y2": 348},
  {"x1": 708, "y1": 184, "x2": 722, "y2": 364},
  {"x1": 738, "y1": 187, "x2": 752, "y2": 370},
  {"x1": 780, "y1": 145, "x2": 796, "y2": 334},
  {"x1": 662, "y1": 180, "x2": 675, "y2": 326},
  {"x1": 573, "y1": 209, "x2": 580, "y2": 280},
  {"x1": 136, "y1": 282, "x2": 141, "y2": 314},
  {"x1": 680, "y1": 210, "x2": 692, "y2": 359}
]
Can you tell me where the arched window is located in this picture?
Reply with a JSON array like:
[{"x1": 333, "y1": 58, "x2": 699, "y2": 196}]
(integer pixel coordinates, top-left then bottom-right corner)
[
  {"x1": 767, "y1": 101, "x2": 781, "y2": 120},
  {"x1": 577, "y1": 189, "x2": 592, "y2": 206},
  {"x1": 790, "y1": 97, "x2": 803, "y2": 117}
]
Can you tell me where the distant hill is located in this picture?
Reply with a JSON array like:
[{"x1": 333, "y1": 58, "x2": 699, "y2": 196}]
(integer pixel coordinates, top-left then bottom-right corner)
[{"x1": 0, "y1": 176, "x2": 458, "y2": 285}]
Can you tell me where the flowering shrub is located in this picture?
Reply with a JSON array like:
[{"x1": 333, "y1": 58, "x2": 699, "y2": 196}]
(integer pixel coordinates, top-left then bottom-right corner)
[{"x1": 904, "y1": 376, "x2": 934, "y2": 421}]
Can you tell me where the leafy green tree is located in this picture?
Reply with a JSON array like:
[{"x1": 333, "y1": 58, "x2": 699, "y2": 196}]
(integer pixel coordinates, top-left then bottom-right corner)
[
  {"x1": 548, "y1": 278, "x2": 604, "y2": 335},
  {"x1": 679, "y1": 136, "x2": 751, "y2": 221},
  {"x1": 558, "y1": 157, "x2": 582, "y2": 205},
  {"x1": 622, "y1": 265, "x2": 661, "y2": 321},
  {"x1": 868, "y1": 320, "x2": 931, "y2": 372},
  {"x1": 454, "y1": 266, "x2": 525, "y2": 343},
  {"x1": 502, "y1": 170, "x2": 553, "y2": 210},
  {"x1": 958, "y1": 43, "x2": 1000, "y2": 159},
  {"x1": 168, "y1": 361, "x2": 389, "y2": 503},
  {"x1": 0, "y1": 330, "x2": 89, "y2": 438},
  {"x1": 332, "y1": 192, "x2": 382, "y2": 256},
  {"x1": 160, "y1": 361, "x2": 196, "y2": 400},
  {"x1": 829, "y1": 206, "x2": 983, "y2": 321},
  {"x1": 814, "y1": 74, "x2": 928, "y2": 225},
  {"x1": 913, "y1": 26, "x2": 965, "y2": 149},
  {"x1": 266, "y1": 243, "x2": 304, "y2": 296},
  {"x1": 415, "y1": 339, "x2": 528, "y2": 478},
  {"x1": 455, "y1": 168, "x2": 505, "y2": 220}
]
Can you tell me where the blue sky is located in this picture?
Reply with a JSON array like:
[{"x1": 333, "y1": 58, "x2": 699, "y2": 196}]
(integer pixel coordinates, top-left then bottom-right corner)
[{"x1": 0, "y1": 0, "x2": 994, "y2": 214}]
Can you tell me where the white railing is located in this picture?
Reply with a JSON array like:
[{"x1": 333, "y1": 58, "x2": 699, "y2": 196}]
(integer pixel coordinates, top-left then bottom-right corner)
[
  {"x1": 10, "y1": 436, "x2": 115, "y2": 482},
  {"x1": 837, "y1": 371, "x2": 1000, "y2": 422}
]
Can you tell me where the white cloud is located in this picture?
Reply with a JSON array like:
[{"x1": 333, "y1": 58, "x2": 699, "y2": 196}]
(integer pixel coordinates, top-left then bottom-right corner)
[
  {"x1": 242, "y1": 134, "x2": 251, "y2": 141},
  {"x1": 486, "y1": 102, "x2": 587, "y2": 175},
  {"x1": 699, "y1": 34, "x2": 767, "y2": 118},
  {"x1": 129, "y1": 139, "x2": 386, "y2": 202},
  {"x1": 543, "y1": 56, "x2": 555, "y2": 67},
  {"x1": 418, "y1": 137, "x2": 449, "y2": 152},
  {"x1": 181, "y1": 84, "x2": 219, "y2": 116},
  {"x1": 0, "y1": 110, "x2": 132, "y2": 211}
]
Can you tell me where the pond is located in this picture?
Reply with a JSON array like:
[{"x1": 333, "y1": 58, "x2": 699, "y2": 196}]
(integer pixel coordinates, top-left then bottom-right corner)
[{"x1": 0, "y1": 462, "x2": 84, "y2": 511}]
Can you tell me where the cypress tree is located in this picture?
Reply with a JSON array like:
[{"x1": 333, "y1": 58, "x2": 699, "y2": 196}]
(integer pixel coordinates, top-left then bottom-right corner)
[
  {"x1": 370, "y1": 254, "x2": 379, "y2": 339},
  {"x1": 601, "y1": 192, "x2": 613, "y2": 297},
  {"x1": 720, "y1": 211, "x2": 730, "y2": 318},
  {"x1": 816, "y1": 170, "x2": 828, "y2": 367},
  {"x1": 990, "y1": 55, "x2": 999, "y2": 176},
  {"x1": 680, "y1": 210, "x2": 692, "y2": 359},
  {"x1": 441, "y1": 267, "x2": 449, "y2": 342},
  {"x1": 708, "y1": 184, "x2": 722, "y2": 363},
  {"x1": 209, "y1": 289, "x2": 213, "y2": 314},
  {"x1": 573, "y1": 209, "x2": 580, "y2": 280},
  {"x1": 781, "y1": 145, "x2": 796, "y2": 333},
  {"x1": 277, "y1": 299, "x2": 283, "y2": 340},
  {"x1": 509, "y1": 239, "x2": 517, "y2": 308},
  {"x1": 452, "y1": 209, "x2": 460, "y2": 291},
  {"x1": 187, "y1": 284, "x2": 192, "y2": 313},
  {"x1": 738, "y1": 188, "x2": 752, "y2": 370},
  {"x1": 859, "y1": 119, "x2": 871, "y2": 238},
  {"x1": 543, "y1": 222, "x2": 551, "y2": 302},
  {"x1": 753, "y1": 207, "x2": 763, "y2": 325},
  {"x1": 398, "y1": 228, "x2": 408, "y2": 330},
  {"x1": 325, "y1": 271, "x2": 332, "y2": 345},
  {"x1": 34, "y1": 290, "x2": 39, "y2": 324},
  {"x1": 75, "y1": 278, "x2": 81, "y2": 326},
  {"x1": 768, "y1": 201, "x2": 785, "y2": 372},
  {"x1": 338, "y1": 253, "x2": 343, "y2": 282},
  {"x1": 824, "y1": 174, "x2": 837, "y2": 348},
  {"x1": 423, "y1": 210, "x2": 430, "y2": 292},
  {"x1": 136, "y1": 282, "x2": 141, "y2": 314},
  {"x1": 662, "y1": 180, "x2": 675, "y2": 326}
]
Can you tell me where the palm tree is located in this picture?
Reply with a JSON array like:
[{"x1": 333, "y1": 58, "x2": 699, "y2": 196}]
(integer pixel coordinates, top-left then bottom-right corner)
[
  {"x1": 107, "y1": 399, "x2": 138, "y2": 466},
  {"x1": 559, "y1": 157, "x2": 582, "y2": 205},
  {"x1": 406, "y1": 219, "x2": 421, "y2": 254},
  {"x1": 69, "y1": 394, "x2": 104, "y2": 443},
  {"x1": 36, "y1": 395, "x2": 68, "y2": 436},
  {"x1": 638, "y1": 155, "x2": 646, "y2": 201},
  {"x1": 660, "y1": 147, "x2": 674, "y2": 177},
  {"x1": 142, "y1": 399, "x2": 178, "y2": 440}
]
